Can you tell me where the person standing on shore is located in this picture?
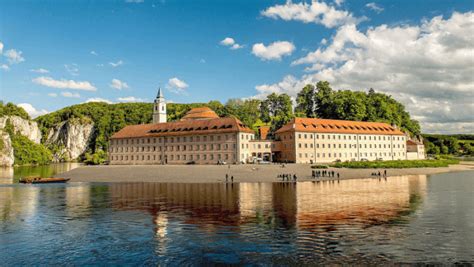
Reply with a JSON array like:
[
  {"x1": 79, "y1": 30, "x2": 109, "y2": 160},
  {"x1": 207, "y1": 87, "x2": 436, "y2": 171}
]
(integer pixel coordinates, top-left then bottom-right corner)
[
  {"x1": 226, "y1": 174, "x2": 228, "y2": 183},
  {"x1": 384, "y1": 169, "x2": 387, "y2": 177},
  {"x1": 231, "y1": 176, "x2": 234, "y2": 183}
]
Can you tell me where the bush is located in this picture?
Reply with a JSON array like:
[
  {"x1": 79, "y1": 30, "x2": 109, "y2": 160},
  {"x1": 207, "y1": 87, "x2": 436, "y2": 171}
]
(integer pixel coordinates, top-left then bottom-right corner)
[
  {"x1": 332, "y1": 159, "x2": 460, "y2": 169},
  {"x1": 10, "y1": 134, "x2": 52, "y2": 165},
  {"x1": 83, "y1": 150, "x2": 107, "y2": 165}
]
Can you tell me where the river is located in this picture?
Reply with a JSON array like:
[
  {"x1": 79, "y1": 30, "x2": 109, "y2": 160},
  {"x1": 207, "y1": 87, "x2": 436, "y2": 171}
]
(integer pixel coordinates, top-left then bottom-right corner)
[{"x1": 0, "y1": 164, "x2": 472, "y2": 264}]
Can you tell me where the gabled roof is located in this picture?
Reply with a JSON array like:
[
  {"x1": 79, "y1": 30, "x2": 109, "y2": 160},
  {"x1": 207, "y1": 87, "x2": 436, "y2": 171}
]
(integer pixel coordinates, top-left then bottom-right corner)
[
  {"x1": 276, "y1": 117, "x2": 404, "y2": 135},
  {"x1": 111, "y1": 117, "x2": 253, "y2": 139},
  {"x1": 407, "y1": 139, "x2": 423, "y2": 145}
]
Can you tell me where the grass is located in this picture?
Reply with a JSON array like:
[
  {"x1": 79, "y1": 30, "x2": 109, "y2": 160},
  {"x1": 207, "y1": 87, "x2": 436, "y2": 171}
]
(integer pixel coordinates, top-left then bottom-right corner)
[{"x1": 331, "y1": 159, "x2": 460, "y2": 169}]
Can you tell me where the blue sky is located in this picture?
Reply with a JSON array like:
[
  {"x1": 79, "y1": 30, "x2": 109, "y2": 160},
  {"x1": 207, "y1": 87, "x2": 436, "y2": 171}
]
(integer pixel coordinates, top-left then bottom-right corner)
[{"x1": 0, "y1": 0, "x2": 473, "y2": 133}]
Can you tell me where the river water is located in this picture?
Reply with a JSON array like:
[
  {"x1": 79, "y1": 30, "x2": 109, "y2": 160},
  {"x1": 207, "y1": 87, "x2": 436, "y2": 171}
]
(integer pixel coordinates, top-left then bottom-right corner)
[{"x1": 0, "y1": 165, "x2": 473, "y2": 265}]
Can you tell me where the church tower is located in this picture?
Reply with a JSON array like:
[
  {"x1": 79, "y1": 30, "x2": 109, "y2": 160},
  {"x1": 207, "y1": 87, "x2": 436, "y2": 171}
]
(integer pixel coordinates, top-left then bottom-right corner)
[{"x1": 153, "y1": 87, "x2": 167, "y2": 124}]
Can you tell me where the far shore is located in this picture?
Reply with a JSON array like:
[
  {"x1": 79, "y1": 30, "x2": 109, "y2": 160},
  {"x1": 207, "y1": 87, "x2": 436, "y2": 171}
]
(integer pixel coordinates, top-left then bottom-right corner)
[{"x1": 57, "y1": 162, "x2": 474, "y2": 183}]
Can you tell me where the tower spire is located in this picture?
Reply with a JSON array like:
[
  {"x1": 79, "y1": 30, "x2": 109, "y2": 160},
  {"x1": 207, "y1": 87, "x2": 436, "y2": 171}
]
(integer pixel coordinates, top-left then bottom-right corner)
[{"x1": 153, "y1": 86, "x2": 166, "y2": 123}]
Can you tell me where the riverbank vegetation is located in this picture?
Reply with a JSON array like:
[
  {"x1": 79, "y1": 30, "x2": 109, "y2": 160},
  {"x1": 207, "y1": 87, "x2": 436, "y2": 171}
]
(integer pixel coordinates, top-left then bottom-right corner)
[
  {"x1": 423, "y1": 134, "x2": 474, "y2": 156},
  {"x1": 331, "y1": 159, "x2": 460, "y2": 169}
]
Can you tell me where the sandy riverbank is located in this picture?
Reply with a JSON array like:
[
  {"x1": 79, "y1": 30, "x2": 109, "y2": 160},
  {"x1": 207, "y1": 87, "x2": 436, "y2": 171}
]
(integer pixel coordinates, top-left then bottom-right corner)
[{"x1": 58, "y1": 162, "x2": 474, "y2": 183}]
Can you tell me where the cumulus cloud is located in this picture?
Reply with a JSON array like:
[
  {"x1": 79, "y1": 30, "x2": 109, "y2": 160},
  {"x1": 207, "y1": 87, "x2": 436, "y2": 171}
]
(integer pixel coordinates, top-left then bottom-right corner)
[
  {"x1": 109, "y1": 60, "x2": 124, "y2": 67},
  {"x1": 220, "y1": 37, "x2": 244, "y2": 50},
  {"x1": 30, "y1": 68, "x2": 49, "y2": 73},
  {"x1": 4, "y1": 49, "x2": 25, "y2": 64},
  {"x1": 90, "y1": 50, "x2": 98, "y2": 56},
  {"x1": 117, "y1": 96, "x2": 146, "y2": 102},
  {"x1": 261, "y1": 0, "x2": 365, "y2": 28},
  {"x1": 366, "y1": 2, "x2": 384, "y2": 13},
  {"x1": 0, "y1": 42, "x2": 3, "y2": 54},
  {"x1": 61, "y1": 92, "x2": 81, "y2": 98},
  {"x1": 17, "y1": 103, "x2": 48, "y2": 118},
  {"x1": 167, "y1": 77, "x2": 189, "y2": 94},
  {"x1": 255, "y1": 12, "x2": 474, "y2": 134},
  {"x1": 32, "y1": 76, "x2": 97, "y2": 91},
  {"x1": 85, "y1": 98, "x2": 113, "y2": 104},
  {"x1": 252, "y1": 41, "x2": 296, "y2": 61},
  {"x1": 0, "y1": 64, "x2": 9, "y2": 71},
  {"x1": 109, "y1": 79, "x2": 129, "y2": 90}
]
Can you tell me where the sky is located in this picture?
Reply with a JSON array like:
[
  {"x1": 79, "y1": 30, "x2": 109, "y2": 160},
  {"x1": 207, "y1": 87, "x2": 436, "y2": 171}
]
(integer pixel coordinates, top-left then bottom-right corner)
[{"x1": 0, "y1": 0, "x2": 473, "y2": 134}]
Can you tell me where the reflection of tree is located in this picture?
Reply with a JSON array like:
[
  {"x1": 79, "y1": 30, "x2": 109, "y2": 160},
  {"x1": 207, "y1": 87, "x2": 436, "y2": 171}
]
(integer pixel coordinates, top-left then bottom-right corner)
[{"x1": 388, "y1": 193, "x2": 423, "y2": 225}]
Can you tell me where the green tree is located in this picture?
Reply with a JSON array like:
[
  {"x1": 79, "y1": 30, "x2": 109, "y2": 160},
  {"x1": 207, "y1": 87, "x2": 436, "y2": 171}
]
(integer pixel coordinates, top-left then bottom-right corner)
[
  {"x1": 295, "y1": 84, "x2": 316, "y2": 118},
  {"x1": 260, "y1": 93, "x2": 294, "y2": 134}
]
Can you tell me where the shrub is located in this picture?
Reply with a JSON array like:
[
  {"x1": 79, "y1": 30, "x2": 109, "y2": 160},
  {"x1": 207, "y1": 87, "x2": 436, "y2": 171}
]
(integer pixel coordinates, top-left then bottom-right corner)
[
  {"x1": 10, "y1": 134, "x2": 52, "y2": 165},
  {"x1": 332, "y1": 159, "x2": 459, "y2": 169}
]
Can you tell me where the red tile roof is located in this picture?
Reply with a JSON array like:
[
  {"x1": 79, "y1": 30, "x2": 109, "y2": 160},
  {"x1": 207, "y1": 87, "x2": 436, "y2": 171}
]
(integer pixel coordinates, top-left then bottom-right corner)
[
  {"x1": 111, "y1": 117, "x2": 253, "y2": 139},
  {"x1": 276, "y1": 117, "x2": 405, "y2": 135},
  {"x1": 181, "y1": 107, "x2": 220, "y2": 120},
  {"x1": 407, "y1": 139, "x2": 423, "y2": 145}
]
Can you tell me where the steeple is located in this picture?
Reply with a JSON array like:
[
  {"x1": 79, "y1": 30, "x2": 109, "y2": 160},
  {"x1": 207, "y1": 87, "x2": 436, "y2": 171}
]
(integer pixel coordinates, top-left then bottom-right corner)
[
  {"x1": 157, "y1": 87, "x2": 163, "y2": 98},
  {"x1": 153, "y1": 87, "x2": 167, "y2": 124}
]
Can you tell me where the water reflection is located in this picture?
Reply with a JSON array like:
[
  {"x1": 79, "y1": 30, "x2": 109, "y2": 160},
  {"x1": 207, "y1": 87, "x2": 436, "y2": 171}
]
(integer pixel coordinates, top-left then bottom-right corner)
[
  {"x1": 1, "y1": 173, "x2": 473, "y2": 265},
  {"x1": 0, "y1": 162, "x2": 81, "y2": 184}
]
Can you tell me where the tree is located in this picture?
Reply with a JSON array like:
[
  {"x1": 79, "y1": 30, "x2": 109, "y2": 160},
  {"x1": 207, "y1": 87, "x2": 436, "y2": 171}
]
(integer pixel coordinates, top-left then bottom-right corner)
[
  {"x1": 295, "y1": 84, "x2": 316, "y2": 118},
  {"x1": 260, "y1": 93, "x2": 294, "y2": 135}
]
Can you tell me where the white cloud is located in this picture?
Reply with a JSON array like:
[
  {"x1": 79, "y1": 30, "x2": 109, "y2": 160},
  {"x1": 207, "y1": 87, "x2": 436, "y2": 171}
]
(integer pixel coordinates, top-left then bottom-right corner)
[
  {"x1": 0, "y1": 64, "x2": 9, "y2": 71},
  {"x1": 48, "y1": 93, "x2": 58, "y2": 97},
  {"x1": 255, "y1": 12, "x2": 474, "y2": 134},
  {"x1": 334, "y1": 0, "x2": 344, "y2": 6},
  {"x1": 64, "y1": 64, "x2": 79, "y2": 76},
  {"x1": 109, "y1": 79, "x2": 129, "y2": 90},
  {"x1": 90, "y1": 50, "x2": 98, "y2": 56},
  {"x1": 30, "y1": 68, "x2": 49, "y2": 73},
  {"x1": 261, "y1": 0, "x2": 364, "y2": 28},
  {"x1": 109, "y1": 60, "x2": 124, "y2": 67},
  {"x1": 0, "y1": 42, "x2": 3, "y2": 54},
  {"x1": 220, "y1": 37, "x2": 244, "y2": 50},
  {"x1": 366, "y1": 2, "x2": 384, "y2": 13},
  {"x1": 85, "y1": 98, "x2": 113, "y2": 104},
  {"x1": 252, "y1": 41, "x2": 295, "y2": 61},
  {"x1": 125, "y1": 0, "x2": 144, "y2": 3},
  {"x1": 61, "y1": 92, "x2": 81, "y2": 98},
  {"x1": 117, "y1": 96, "x2": 146, "y2": 102},
  {"x1": 17, "y1": 103, "x2": 48, "y2": 118},
  {"x1": 32, "y1": 76, "x2": 97, "y2": 91},
  {"x1": 220, "y1": 37, "x2": 235, "y2": 46},
  {"x1": 167, "y1": 77, "x2": 189, "y2": 94},
  {"x1": 4, "y1": 49, "x2": 25, "y2": 64}
]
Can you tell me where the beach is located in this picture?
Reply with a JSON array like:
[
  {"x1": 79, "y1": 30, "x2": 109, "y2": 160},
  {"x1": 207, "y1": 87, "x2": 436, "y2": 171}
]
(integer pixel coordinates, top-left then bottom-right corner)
[{"x1": 58, "y1": 162, "x2": 474, "y2": 183}]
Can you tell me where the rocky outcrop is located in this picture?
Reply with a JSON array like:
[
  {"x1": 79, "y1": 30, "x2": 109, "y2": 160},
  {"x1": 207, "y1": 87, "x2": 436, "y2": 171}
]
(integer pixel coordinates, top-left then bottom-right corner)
[
  {"x1": 0, "y1": 116, "x2": 42, "y2": 144},
  {"x1": 0, "y1": 130, "x2": 14, "y2": 167},
  {"x1": 46, "y1": 120, "x2": 95, "y2": 161}
]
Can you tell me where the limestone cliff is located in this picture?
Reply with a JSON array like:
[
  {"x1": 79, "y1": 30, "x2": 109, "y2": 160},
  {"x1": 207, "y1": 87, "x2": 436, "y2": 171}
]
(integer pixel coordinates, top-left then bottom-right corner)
[
  {"x1": 0, "y1": 116, "x2": 42, "y2": 144},
  {"x1": 46, "y1": 120, "x2": 95, "y2": 161},
  {"x1": 0, "y1": 130, "x2": 14, "y2": 167}
]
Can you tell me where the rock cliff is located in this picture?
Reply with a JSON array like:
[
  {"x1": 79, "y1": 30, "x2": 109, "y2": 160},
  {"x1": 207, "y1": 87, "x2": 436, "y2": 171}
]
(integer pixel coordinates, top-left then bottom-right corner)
[
  {"x1": 46, "y1": 120, "x2": 95, "y2": 161},
  {"x1": 0, "y1": 131, "x2": 14, "y2": 167},
  {"x1": 0, "y1": 116, "x2": 42, "y2": 144}
]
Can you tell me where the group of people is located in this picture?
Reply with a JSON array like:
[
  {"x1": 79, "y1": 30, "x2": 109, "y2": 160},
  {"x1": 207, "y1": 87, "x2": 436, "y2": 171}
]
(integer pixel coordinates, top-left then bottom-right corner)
[
  {"x1": 278, "y1": 173, "x2": 298, "y2": 182},
  {"x1": 371, "y1": 170, "x2": 388, "y2": 178},
  {"x1": 312, "y1": 170, "x2": 340, "y2": 179}
]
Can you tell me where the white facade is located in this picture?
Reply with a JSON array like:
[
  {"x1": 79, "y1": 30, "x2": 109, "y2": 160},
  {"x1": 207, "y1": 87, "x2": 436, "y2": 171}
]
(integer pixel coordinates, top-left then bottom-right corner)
[{"x1": 153, "y1": 88, "x2": 167, "y2": 124}]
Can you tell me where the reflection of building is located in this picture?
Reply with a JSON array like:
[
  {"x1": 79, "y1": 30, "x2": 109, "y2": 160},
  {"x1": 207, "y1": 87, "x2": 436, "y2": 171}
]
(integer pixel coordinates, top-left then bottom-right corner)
[
  {"x1": 272, "y1": 118, "x2": 408, "y2": 163},
  {"x1": 108, "y1": 176, "x2": 427, "y2": 230},
  {"x1": 406, "y1": 140, "x2": 426, "y2": 159}
]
